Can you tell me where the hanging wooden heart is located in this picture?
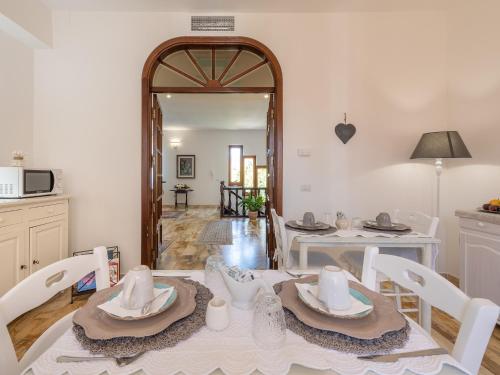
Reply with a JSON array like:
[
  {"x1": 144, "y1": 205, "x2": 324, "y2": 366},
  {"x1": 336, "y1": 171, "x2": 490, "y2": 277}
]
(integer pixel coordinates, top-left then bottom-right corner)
[{"x1": 335, "y1": 113, "x2": 356, "y2": 144}]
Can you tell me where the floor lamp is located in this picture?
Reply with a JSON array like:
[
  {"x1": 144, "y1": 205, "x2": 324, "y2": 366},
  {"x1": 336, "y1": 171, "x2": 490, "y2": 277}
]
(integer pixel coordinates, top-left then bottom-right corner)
[{"x1": 410, "y1": 131, "x2": 472, "y2": 217}]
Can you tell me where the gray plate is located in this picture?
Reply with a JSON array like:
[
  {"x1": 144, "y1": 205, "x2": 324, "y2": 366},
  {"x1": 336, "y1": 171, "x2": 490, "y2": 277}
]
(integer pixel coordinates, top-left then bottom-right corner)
[
  {"x1": 286, "y1": 220, "x2": 331, "y2": 231},
  {"x1": 363, "y1": 220, "x2": 411, "y2": 232}
]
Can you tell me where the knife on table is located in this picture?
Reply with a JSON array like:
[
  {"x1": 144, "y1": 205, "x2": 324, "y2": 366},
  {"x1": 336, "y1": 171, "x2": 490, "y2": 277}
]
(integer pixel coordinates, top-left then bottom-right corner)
[{"x1": 358, "y1": 348, "x2": 448, "y2": 362}]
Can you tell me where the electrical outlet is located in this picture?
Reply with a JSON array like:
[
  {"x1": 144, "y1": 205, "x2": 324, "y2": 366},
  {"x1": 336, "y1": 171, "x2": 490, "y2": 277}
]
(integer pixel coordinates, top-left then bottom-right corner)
[
  {"x1": 300, "y1": 184, "x2": 311, "y2": 192},
  {"x1": 297, "y1": 148, "x2": 311, "y2": 157}
]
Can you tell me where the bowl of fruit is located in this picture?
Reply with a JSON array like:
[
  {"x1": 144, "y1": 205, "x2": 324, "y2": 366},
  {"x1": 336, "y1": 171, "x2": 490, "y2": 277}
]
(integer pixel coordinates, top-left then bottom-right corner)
[{"x1": 481, "y1": 199, "x2": 500, "y2": 214}]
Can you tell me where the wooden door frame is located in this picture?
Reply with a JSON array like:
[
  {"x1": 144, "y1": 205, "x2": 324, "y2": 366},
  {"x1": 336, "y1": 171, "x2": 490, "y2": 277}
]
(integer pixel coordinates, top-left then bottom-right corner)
[{"x1": 141, "y1": 36, "x2": 283, "y2": 267}]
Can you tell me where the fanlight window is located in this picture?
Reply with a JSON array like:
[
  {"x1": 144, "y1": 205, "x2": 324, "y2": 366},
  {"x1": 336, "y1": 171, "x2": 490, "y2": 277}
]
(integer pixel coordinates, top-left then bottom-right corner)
[{"x1": 153, "y1": 48, "x2": 274, "y2": 88}]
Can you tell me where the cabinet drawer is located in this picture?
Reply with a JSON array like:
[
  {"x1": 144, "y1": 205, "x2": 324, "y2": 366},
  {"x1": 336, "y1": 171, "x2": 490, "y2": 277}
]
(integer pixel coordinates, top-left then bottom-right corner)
[
  {"x1": 459, "y1": 217, "x2": 500, "y2": 236},
  {"x1": 28, "y1": 203, "x2": 67, "y2": 221},
  {"x1": 0, "y1": 209, "x2": 23, "y2": 228}
]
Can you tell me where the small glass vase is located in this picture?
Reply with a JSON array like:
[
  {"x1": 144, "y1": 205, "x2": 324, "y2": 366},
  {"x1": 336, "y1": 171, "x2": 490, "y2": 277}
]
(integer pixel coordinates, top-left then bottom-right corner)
[{"x1": 204, "y1": 254, "x2": 225, "y2": 290}]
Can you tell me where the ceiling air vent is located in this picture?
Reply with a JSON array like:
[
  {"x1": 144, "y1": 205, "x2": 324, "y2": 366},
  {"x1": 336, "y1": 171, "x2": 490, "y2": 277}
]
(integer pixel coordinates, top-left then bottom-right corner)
[{"x1": 191, "y1": 16, "x2": 235, "y2": 32}]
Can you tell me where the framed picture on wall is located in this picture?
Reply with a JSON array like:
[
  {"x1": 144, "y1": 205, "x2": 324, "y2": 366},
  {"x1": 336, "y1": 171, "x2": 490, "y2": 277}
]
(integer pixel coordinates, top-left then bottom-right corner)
[{"x1": 177, "y1": 155, "x2": 196, "y2": 178}]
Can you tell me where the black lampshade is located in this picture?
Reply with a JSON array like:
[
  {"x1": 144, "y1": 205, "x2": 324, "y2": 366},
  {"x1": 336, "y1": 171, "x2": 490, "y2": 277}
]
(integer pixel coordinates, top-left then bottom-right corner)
[{"x1": 410, "y1": 131, "x2": 471, "y2": 159}]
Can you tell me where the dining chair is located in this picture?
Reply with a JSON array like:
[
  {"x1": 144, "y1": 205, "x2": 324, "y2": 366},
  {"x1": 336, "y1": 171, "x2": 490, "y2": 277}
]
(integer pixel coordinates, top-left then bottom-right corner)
[
  {"x1": 270, "y1": 209, "x2": 338, "y2": 270},
  {"x1": 342, "y1": 210, "x2": 439, "y2": 318},
  {"x1": 0, "y1": 246, "x2": 110, "y2": 375},
  {"x1": 362, "y1": 246, "x2": 499, "y2": 375}
]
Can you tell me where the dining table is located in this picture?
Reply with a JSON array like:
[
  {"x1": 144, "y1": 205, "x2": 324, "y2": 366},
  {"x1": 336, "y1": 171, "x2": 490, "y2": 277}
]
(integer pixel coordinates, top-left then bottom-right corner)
[
  {"x1": 25, "y1": 269, "x2": 468, "y2": 375},
  {"x1": 284, "y1": 228, "x2": 441, "y2": 333}
]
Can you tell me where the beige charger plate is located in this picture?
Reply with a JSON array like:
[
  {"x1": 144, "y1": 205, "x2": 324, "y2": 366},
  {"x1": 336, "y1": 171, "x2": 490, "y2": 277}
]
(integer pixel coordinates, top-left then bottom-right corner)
[
  {"x1": 73, "y1": 277, "x2": 197, "y2": 340},
  {"x1": 278, "y1": 276, "x2": 406, "y2": 340}
]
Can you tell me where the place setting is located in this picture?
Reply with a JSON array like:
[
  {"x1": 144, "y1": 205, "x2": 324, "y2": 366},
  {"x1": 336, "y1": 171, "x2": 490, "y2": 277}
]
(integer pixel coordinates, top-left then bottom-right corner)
[
  {"x1": 285, "y1": 212, "x2": 338, "y2": 234},
  {"x1": 362, "y1": 212, "x2": 412, "y2": 235},
  {"x1": 57, "y1": 264, "x2": 213, "y2": 363}
]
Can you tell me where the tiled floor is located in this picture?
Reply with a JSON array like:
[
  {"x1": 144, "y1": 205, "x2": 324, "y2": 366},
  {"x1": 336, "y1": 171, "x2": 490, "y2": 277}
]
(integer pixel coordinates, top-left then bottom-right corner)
[{"x1": 157, "y1": 206, "x2": 268, "y2": 270}]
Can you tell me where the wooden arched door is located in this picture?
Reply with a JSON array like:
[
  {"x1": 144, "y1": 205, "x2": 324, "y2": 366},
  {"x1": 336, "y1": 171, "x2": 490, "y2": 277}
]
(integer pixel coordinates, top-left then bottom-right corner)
[{"x1": 141, "y1": 37, "x2": 283, "y2": 269}]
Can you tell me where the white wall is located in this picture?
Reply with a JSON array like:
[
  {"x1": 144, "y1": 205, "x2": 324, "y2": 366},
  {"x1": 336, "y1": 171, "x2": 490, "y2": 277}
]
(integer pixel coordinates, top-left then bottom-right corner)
[
  {"x1": 0, "y1": 30, "x2": 33, "y2": 166},
  {"x1": 441, "y1": 1, "x2": 500, "y2": 276},
  {"x1": 163, "y1": 129, "x2": 266, "y2": 206},
  {"x1": 31, "y1": 9, "x2": 498, "y2": 275}
]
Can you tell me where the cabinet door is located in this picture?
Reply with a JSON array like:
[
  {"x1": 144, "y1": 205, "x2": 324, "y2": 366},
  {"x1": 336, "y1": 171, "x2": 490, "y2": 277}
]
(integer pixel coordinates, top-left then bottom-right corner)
[
  {"x1": 30, "y1": 219, "x2": 67, "y2": 273},
  {"x1": 462, "y1": 232, "x2": 500, "y2": 306},
  {"x1": 0, "y1": 226, "x2": 27, "y2": 296}
]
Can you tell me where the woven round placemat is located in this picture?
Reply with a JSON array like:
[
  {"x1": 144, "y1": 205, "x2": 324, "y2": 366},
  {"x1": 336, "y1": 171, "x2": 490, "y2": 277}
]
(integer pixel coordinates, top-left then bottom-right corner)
[
  {"x1": 273, "y1": 282, "x2": 410, "y2": 354},
  {"x1": 73, "y1": 279, "x2": 213, "y2": 357}
]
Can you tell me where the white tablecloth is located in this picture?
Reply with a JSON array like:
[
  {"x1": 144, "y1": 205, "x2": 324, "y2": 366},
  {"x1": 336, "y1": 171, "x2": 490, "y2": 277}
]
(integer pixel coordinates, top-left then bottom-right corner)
[{"x1": 26, "y1": 270, "x2": 467, "y2": 375}]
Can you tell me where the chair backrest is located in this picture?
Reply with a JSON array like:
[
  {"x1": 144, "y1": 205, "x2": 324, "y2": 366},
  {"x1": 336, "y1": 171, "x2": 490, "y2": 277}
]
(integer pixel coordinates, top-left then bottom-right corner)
[
  {"x1": 270, "y1": 208, "x2": 288, "y2": 268},
  {"x1": 0, "y1": 246, "x2": 110, "y2": 374},
  {"x1": 362, "y1": 246, "x2": 499, "y2": 375},
  {"x1": 393, "y1": 209, "x2": 439, "y2": 237}
]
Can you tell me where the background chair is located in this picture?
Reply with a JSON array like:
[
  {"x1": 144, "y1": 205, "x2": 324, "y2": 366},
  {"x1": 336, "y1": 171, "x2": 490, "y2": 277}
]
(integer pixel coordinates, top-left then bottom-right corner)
[
  {"x1": 362, "y1": 246, "x2": 499, "y2": 375},
  {"x1": 342, "y1": 210, "x2": 439, "y2": 318},
  {"x1": 271, "y1": 209, "x2": 338, "y2": 271},
  {"x1": 0, "y1": 246, "x2": 110, "y2": 375}
]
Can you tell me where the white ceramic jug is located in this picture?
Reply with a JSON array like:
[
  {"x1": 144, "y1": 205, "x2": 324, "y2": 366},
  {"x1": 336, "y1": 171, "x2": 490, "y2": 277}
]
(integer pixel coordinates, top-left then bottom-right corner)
[
  {"x1": 220, "y1": 270, "x2": 274, "y2": 310},
  {"x1": 318, "y1": 265, "x2": 351, "y2": 311},
  {"x1": 120, "y1": 265, "x2": 154, "y2": 310}
]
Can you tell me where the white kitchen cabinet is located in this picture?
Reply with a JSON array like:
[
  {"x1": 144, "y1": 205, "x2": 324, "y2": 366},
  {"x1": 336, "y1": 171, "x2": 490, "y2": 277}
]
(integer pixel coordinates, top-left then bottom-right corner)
[
  {"x1": 30, "y1": 218, "x2": 67, "y2": 273},
  {"x1": 456, "y1": 210, "x2": 500, "y2": 323},
  {"x1": 0, "y1": 196, "x2": 69, "y2": 295},
  {"x1": 0, "y1": 225, "x2": 27, "y2": 295}
]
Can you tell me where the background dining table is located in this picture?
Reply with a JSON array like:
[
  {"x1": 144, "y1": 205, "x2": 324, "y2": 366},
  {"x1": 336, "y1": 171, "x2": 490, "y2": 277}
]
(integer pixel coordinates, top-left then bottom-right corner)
[
  {"x1": 25, "y1": 269, "x2": 467, "y2": 375},
  {"x1": 284, "y1": 228, "x2": 440, "y2": 333}
]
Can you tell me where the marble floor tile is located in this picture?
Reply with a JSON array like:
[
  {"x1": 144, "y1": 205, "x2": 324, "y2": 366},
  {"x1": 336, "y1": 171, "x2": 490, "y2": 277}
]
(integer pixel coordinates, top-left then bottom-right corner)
[{"x1": 158, "y1": 206, "x2": 268, "y2": 270}]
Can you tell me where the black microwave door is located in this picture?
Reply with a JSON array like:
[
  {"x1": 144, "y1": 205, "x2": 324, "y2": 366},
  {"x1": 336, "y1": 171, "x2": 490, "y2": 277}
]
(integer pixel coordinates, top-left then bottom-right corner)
[{"x1": 23, "y1": 170, "x2": 54, "y2": 194}]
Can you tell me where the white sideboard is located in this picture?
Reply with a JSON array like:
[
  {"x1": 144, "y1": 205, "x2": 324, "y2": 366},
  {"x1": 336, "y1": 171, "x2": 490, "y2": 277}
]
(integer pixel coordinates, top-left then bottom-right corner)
[
  {"x1": 455, "y1": 209, "x2": 500, "y2": 321},
  {"x1": 0, "y1": 195, "x2": 69, "y2": 296}
]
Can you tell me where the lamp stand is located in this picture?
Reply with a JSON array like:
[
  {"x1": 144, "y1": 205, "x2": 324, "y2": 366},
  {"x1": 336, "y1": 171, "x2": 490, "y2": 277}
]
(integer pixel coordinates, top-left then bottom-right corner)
[{"x1": 434, "y1": 158, "x2": 442, "y2": 217}]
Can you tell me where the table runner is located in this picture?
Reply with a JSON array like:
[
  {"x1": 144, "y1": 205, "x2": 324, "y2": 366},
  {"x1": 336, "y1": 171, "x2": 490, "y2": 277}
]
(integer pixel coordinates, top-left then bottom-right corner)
[
  {"x1": 282, "y1": 229, "x2": 436, "y2": 270},
  {"x1": 27, "y1": 271, "x2": 467, "y2": 375}
]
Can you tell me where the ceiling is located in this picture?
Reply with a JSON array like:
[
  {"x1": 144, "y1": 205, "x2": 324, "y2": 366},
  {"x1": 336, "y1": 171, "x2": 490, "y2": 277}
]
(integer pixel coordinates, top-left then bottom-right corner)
[
  {"x1": 158, "y1": 93, "x2": 269, "y2": 131},
  {"x1": 41, "y1": 0, "x2": 453, "y2": 12}
]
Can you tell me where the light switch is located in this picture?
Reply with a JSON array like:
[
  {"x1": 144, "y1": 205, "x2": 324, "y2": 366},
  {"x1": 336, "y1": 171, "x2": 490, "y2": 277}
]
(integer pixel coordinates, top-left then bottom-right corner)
[
  {"x1": 300, "y1": 184, "x2": 311, "y2": 192},
  {"x1": 297, "y1": 148, "x2": 311, "y2": 157}
]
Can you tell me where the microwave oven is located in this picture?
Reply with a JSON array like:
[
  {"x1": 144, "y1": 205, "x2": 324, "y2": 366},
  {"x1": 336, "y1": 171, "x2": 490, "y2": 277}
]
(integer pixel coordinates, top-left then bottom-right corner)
[{"x1": 0, "y1": 167, "x2": 63, "y2": 198}]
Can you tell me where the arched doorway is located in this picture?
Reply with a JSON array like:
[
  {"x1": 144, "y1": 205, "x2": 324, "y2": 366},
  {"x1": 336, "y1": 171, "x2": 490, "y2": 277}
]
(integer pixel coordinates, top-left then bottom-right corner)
[{"x1": 141, "y1": 36, "x2": 283, "y2": 268}]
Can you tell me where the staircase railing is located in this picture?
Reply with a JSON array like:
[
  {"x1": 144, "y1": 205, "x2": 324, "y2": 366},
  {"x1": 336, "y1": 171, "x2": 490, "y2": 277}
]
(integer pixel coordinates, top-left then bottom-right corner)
[{"x1": 219, "y1": 181, "x2": 266, "y2": 218}]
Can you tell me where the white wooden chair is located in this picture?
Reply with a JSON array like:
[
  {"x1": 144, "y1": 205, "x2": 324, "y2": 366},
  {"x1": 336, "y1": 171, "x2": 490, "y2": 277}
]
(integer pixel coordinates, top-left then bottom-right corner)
[
  {"x1": 0, "y1": 246, "x2": 110, "y2": 375},
  {"x1": 271, "y1": 209, "x2": 338, "y2": 271},
  {"x1": 342, "y1": 210, "x2": 439, "y2": 317},
  {"x1": 362, "y1": 246, "x2": 499, "y2": 375}
]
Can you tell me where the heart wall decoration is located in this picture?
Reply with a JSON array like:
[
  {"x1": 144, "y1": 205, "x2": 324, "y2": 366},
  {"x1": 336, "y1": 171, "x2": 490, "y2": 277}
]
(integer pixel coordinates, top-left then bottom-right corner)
[{"x1": 335, "y1": 113, "x2": 356, "y2": 144}]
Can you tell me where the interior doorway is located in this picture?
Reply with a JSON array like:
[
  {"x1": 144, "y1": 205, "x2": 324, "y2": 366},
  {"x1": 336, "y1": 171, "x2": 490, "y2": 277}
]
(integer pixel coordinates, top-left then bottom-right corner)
[{"x1": 141, "y1": 37, "x2": 283, "y2": 269}]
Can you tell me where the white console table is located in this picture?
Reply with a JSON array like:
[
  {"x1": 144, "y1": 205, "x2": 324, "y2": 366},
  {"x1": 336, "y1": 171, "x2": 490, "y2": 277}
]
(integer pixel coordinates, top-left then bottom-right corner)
[
  {"x1": 455, "y1": 209, "x2": 500, "y2": 322},
  {"x1": 0, "y1": 195, "x2": 70, "y2": 296}
]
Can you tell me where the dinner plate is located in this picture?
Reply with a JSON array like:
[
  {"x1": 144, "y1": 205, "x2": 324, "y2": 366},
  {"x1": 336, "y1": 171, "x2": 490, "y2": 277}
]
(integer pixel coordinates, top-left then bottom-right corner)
[
  {"x1": 295, "y1": 282, "x2": 373, "y2": 319},
  {"x1": 98, "y1": 282, "x2": 177, "y2": 321},
  {"x1": 286, "y1": 220, "x2": 331, "y2": 231},
  {"x1": 73, "y1": 276, "x2": 197, "y2": 339},
  {"x1": 278, "y1": 276, "x2": 407, "y2": 339},
  {"x1": 363, "y1": 220, "x2": 411, "y2": 232}
]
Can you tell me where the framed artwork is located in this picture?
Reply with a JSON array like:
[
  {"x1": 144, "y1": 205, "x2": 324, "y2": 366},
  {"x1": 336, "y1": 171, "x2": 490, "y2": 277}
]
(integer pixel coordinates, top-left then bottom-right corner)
[{"x1": 177, "y1": 155, "x2": 196, "y2": 178}]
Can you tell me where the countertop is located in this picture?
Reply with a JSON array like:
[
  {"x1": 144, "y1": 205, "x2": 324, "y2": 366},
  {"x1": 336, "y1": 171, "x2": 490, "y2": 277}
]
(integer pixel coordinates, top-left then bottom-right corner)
[
  {"x1": 455, "y1": 209, "x2": 500, "y2": 225},
  {"x1": 0, "y1": 194, "x2": 70, "y2": 209}
]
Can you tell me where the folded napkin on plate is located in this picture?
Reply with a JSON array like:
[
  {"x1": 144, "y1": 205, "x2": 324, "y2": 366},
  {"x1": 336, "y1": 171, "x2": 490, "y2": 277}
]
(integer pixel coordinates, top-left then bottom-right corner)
[
  {"x1": 295, "y1": 283, "x2": 372, "y2": 317},
  {"x1": 97, "y1": 286, "x2": 174, "y2": 319}
]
